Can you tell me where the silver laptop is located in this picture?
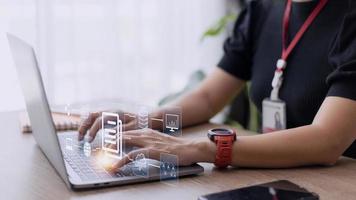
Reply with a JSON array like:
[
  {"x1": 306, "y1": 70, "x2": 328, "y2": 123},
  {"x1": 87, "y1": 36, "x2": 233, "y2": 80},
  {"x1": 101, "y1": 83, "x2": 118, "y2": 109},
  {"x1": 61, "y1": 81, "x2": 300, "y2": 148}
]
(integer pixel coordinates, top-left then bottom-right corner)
[{"x1": 7, "y1": 33, "x2": 204, "y2": 190}]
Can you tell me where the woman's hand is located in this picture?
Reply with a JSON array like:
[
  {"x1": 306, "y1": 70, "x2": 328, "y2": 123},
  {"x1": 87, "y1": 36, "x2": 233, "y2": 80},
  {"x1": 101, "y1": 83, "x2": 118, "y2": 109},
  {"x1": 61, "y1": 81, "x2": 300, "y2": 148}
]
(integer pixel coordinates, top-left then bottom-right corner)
[
  {"x1": 110, "y1": 129, "x2": 216, "y2": 170},
  {"x1": 78, "y1": 111, "x2": 138, "y2": 142}
]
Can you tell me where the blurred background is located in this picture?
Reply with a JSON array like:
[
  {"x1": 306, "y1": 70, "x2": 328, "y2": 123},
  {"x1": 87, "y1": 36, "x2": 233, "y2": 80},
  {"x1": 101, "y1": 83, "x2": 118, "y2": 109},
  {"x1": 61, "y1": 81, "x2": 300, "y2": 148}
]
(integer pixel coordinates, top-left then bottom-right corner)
[{"x1": 0, "y1": 0, "x2": 243, "y2": 112}]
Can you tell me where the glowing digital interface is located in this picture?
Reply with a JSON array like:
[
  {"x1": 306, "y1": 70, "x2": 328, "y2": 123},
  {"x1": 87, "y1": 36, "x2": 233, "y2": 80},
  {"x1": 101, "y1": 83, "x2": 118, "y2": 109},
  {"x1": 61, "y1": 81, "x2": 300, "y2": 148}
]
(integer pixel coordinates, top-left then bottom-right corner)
[
  {"x1": 138, "y1": 106, "x2": 149, "y2": 129},
  {"x1": 83, "y1": 142, "x2": 91, "y2": 157},
  {"x1": 102, "y1": 112, "x2": 123, "y2": 159},
  {"x1": 160, "y1": 153, "x2": 179, "y2": 183},
  {"x1": 59, "y1": 103, "x2": 183, "y2": 183},
  {"x1": 131, "y1": 150, "x2": 149, "y2": 177},
  {"x1": 165, "y1": 114, "x2": 179, "y2": 132},
  {"x1": 65, "y1": 138, "x2": 73, "y2": 151},
  {"x1": 163, "y1": 107, "x2": 182, "y2": 136}
]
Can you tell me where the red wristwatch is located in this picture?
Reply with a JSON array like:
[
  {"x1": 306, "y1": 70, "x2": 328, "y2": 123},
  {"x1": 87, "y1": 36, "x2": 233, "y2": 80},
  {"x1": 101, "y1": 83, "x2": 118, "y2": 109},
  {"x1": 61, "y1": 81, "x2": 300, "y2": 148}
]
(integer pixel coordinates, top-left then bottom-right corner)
[{"x1": 208, "y1": 128, "x2": 236, "y2": 168}]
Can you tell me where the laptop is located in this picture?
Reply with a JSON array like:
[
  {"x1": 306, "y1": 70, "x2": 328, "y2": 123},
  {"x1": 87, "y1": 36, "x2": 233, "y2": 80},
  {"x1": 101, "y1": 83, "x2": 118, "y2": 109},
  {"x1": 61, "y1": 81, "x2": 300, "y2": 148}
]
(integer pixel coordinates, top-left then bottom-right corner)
[{"x1": 7, "y1": 33, "x2": 204, "y2": 190}]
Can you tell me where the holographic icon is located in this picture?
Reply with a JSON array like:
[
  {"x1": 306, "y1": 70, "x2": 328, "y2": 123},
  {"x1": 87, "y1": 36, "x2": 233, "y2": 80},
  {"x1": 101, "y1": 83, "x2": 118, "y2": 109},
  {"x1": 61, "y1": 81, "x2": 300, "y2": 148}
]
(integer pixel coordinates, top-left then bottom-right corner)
[
  {"x1": 165, "y1": 114, "x2": 179, "y2": 132},
  {"x1": 138, "y1": 107, "x2": 149, "y2": 129},
  {"x1": 161, "y1": 162, "x2": 177, "y2": 178},
  {"x1": 162, "y1": 107, "x2": 182, "y2": 136},
  {"x1": 132, "y1": 152, "x2": 149, "y2": 177},
  {"x1": 102, "y1": 112, "x2": 123, "y2": 159},
  {"x1": 83, "y1": 142, "x2": 91, "y2": 157},
  {"x1": 64, "y1": 103, "x2": 71, "y2": 116},
  {"x1": 160, "y1": 153, "x2": 178, "y2": 182},
  {"x1": 65, "y1": 138, "x2": 73, "y2": 151},
  {"x1": 135, "y1": 153, "x2": 147, "y2": 170}
]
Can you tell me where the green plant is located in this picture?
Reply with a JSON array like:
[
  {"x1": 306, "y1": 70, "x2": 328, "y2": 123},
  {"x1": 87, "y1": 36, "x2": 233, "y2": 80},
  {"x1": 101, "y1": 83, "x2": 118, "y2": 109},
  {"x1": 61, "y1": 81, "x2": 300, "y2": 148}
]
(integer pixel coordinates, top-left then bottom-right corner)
[{"x1": 201, "y1": 13, "x2": 237, "y2": 42}]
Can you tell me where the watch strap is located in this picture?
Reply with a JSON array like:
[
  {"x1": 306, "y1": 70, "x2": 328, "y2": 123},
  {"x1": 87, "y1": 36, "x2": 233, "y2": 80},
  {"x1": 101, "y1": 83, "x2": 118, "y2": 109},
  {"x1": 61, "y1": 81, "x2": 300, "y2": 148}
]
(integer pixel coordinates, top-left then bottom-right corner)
[{"x1": 214, "y1": 135, "x2": 234, "y2": 168}]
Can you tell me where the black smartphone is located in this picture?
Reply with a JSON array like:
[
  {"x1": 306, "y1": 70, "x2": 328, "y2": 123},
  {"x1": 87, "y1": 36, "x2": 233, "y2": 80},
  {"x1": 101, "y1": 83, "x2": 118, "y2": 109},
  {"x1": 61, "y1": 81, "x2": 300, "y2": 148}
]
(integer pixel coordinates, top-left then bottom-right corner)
[{"x1": 198, "y1": 180, "x2": 319, "y2": 200}]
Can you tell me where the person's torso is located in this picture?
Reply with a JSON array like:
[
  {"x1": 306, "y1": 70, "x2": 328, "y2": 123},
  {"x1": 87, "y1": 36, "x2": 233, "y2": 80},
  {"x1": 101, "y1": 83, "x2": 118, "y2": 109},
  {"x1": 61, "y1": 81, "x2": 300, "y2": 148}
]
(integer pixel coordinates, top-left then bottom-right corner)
[{"x1": 250, "y1": 0, "x2": 349, "y2": 128}]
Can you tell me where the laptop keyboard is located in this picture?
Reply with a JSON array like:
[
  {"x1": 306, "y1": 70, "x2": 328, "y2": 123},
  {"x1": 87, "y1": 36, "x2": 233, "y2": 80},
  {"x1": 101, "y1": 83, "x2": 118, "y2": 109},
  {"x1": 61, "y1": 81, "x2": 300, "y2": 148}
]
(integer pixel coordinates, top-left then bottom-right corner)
[
  {"x1": 63, "y1": 151, "x2": 118, "y2": 181},
  {"x1": 60, "y1": 134, "x2": 134, "y2": 181}
]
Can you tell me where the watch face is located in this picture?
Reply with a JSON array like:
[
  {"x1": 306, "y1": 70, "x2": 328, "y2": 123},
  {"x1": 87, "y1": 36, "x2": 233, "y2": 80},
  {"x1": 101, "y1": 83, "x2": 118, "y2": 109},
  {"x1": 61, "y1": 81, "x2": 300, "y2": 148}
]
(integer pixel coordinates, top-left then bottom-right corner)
[
  {"x1": 208, "y1": 128, "x2": 236, "y2": 141},
  {"x1": 212, "y1": 128, "x2": 233, "y2": 135},
  {"x1": 210, "y1": 128, "x2": 234, "y2": 135}
]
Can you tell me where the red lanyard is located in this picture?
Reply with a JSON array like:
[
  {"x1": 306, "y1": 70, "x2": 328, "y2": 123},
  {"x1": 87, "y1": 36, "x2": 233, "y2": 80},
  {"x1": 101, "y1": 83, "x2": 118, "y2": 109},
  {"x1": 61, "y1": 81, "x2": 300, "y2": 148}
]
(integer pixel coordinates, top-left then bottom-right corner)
[
  {"x1": 270, "y1": 0, "x2": 328, "y2": 100},
  {"x1": 281, "y1": 0, "x2": 328, "y2": 62}
]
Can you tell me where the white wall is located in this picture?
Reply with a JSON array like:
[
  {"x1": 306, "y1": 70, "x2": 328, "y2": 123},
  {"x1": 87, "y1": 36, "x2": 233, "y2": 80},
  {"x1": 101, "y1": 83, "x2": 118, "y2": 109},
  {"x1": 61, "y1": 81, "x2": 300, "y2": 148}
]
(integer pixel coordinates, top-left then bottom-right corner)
[
  {"x1": 0, "y1": 1, "x2": 37, "y2": 111},
  {"x1": 0, "y1": 0, "x2": 227, "y2": 111}
]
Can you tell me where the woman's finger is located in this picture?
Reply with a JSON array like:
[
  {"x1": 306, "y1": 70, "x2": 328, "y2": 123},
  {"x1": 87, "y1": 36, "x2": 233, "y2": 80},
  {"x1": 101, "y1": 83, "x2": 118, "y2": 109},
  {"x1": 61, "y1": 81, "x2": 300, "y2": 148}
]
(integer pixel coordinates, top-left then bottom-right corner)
[
  {"x1": 78, "y1": 112, "x2": 100, "y2": 140},
  {"x1": 109, "y1": 149, "x2": 143, "y2": 170},
  {"x1": 122, "y1": 112, "x2": 136, "y2": 123},
  {"x1": 123, "y1": 129, "x2": 148, "y2": 136},
  {"x1": 122, "y1": 134, "x2": 159, "y2": 147},
  {"x1": 88, "y1": 116, "x2": 103, "y2": 142},
  {"x1": 124, "y1": 128, "x2": 163, "y2": 137},
  {"x1": 86, "y1": 113, "x2": 119, "y2": 141},
  {"x1": 110, "y1": 148, "x2": 160, "y2": 171},
  {"x1": 122, "y1": 120, "x2": 137, "y2": 131}
]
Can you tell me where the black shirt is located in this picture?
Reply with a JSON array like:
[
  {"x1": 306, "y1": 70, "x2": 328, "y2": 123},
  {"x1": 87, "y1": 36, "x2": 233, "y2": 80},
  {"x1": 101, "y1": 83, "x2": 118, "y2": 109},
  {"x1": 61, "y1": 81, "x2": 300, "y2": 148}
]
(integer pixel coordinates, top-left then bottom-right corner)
[{"x1": 218, "y1": 0, "x2": 356, "y2": 157}]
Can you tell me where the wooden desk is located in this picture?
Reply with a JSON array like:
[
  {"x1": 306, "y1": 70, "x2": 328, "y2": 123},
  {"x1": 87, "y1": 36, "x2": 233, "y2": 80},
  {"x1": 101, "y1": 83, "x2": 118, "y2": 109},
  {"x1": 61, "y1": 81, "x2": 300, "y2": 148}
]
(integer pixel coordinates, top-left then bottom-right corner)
[{"x1": 1, "y1": 111, "x2": 356, "y2": 200}]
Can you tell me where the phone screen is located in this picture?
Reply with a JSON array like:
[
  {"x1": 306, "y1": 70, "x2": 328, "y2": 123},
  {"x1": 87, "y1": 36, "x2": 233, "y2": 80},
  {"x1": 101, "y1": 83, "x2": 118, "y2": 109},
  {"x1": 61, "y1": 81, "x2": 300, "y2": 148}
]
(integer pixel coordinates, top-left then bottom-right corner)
[{"x1": 199, "y1": 180, "x2": 319, "y2": 200}]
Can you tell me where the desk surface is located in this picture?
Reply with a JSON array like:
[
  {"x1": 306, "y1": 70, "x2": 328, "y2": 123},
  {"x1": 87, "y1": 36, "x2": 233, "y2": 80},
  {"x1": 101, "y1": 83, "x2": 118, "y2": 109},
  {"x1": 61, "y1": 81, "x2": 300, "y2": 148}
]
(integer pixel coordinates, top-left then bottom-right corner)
[{"x1": 1, "y1": 111, "x2": 356, "y2": 200}]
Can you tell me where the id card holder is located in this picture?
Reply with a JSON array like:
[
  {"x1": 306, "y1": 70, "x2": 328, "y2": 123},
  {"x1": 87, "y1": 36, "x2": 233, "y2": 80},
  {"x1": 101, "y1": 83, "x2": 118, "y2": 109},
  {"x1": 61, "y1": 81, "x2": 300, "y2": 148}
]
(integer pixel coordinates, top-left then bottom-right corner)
[{"x1": 262, "y1": 98, "x2": 287, "y2": 133}]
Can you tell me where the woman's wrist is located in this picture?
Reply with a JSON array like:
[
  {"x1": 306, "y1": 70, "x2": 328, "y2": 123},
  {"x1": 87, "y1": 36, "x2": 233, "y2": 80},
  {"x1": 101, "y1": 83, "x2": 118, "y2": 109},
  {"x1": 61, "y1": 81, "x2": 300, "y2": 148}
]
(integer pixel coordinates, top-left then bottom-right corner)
[{"x1": 191, "y1": 139, "x2": 216, "y2": 163}]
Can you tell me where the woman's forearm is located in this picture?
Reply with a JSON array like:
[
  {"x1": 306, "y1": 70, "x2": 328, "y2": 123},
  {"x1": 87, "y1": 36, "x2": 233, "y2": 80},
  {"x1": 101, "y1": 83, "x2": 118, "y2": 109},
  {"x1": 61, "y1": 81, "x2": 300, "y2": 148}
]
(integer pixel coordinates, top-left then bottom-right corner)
[
  {"x1": 149, "y1": 90, "x2": 214, "y2": 130},
  {"x1": 172, "y1": 68, "x2": 246, "y2": 128},
  {"x1": 198, "y1": 125, "x2": 349, "y2": 168},
  {"x1": 197, "y1": 97, "x2": 356, "y2": 168},
  {"x1": 230, "y1": 125, "x2": 340, "y2": 168},
  {"x1": 113, "y1": 98, "x2": 355, "y2": 170},
  {"x1": 151, "y1": 68, "x2": 245, "y2": 129},
  {"x1": 173, "y1": 90, "x2": 216, "y2": 127}
]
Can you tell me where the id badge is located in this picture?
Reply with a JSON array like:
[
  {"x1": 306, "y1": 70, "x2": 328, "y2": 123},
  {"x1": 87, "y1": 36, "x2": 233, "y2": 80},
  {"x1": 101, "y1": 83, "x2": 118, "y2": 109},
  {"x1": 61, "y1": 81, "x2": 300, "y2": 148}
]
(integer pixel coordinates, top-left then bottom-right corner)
[{"x1": 262, "y1": 98, "x2": 286, "y2": 133}]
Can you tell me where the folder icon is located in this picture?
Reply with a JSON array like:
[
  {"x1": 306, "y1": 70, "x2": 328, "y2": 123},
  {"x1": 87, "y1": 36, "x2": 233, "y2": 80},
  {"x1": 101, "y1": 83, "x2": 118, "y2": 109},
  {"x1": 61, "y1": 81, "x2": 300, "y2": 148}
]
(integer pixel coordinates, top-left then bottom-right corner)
[{"x1": 101, "y1": 112, "x2": 122, "y2": 159}]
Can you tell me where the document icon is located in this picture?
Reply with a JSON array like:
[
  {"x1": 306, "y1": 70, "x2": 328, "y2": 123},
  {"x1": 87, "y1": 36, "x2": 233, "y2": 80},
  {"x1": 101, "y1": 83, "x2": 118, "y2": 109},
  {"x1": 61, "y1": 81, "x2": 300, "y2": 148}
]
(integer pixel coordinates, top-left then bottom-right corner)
[{"x1": 102, "y1": 112, "x2": 123, "y2": 159}]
